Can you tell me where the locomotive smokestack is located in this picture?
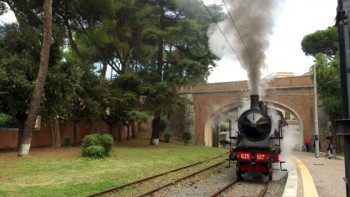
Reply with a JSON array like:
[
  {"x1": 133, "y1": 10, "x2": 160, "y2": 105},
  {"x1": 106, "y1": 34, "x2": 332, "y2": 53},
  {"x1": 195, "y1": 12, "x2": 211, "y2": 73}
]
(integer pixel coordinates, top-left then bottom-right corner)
[{"x1": 250, "y1": 95, "x2": 260, "y2": 109}]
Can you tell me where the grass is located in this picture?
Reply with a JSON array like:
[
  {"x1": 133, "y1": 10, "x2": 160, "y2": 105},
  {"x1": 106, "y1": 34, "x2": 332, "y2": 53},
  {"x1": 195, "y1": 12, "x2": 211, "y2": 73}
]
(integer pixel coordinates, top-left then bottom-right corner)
[{"x1": 0, "y1": 139, "x2": 227, "y2": 197}]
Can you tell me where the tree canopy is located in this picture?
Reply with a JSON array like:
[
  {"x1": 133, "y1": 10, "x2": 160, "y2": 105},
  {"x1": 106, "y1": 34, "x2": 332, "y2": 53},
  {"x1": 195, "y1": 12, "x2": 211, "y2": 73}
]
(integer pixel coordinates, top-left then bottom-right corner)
[
  {"x1": 0, "y1": 0, "x2": 223, "y2": 154},
  {"x1": 301, "y1": 26, "x2": 341, "y2": 121},
  {"x1": 301, "y1": 26, "x2": 338, "y2": 59}
]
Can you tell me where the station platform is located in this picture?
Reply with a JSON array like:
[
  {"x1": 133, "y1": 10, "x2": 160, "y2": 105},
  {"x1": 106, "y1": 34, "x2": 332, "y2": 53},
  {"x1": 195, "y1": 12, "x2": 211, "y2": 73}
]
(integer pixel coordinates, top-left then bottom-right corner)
[{"x1": 282, "y1": 151, "x2": 346, "y2": 197}]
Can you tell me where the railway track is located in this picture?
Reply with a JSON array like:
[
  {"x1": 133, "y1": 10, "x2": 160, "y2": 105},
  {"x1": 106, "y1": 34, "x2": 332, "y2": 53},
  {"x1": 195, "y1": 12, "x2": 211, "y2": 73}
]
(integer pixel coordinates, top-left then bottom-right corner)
[
  {"x1": 210, "y1": 179, "x2": 272, "y2": 197},
  {"x1": 87, "y1": 153, "x2": 228, "y2": 197},
  {"x1": 139, "y1": 161, "x2": 224, "y2": 197}
]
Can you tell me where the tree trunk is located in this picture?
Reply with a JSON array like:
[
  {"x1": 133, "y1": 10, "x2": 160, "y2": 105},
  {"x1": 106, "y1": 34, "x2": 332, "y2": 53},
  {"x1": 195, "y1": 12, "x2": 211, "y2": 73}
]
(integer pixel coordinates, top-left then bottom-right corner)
[
  {"x1": 16, "y1": 115, "x2": 26, "y2": 151},
  {"x1": 117, "y1": 121, "x2": 122, "y2": 142},
  {"x1": 100, "y1": 60, "x2": 108, "y2": 84},
  {"x1": 109, "y1": 123, "x2": 113, "y2": 135},
  {"x1": 50, "y1": 116, "x2": 61, "y2": 148},
  {"x1": 131, "y1": 120, "x2": 136, "y2": 138},
  {"x1": 149, "y1": 1, "x2": 164, "y2": 146},
  {"x1": 18, "y1": 0, "x2": 52, "y2": 157},
  {"x1": 126, "y1": 124, "x2": 130, "y2": 141},
  {"x1": 150, "y1": 110, "x2": 161, "y2": 145},
  {"x1": 73, "y1": 123, "x2": 77, "y2": 146}
]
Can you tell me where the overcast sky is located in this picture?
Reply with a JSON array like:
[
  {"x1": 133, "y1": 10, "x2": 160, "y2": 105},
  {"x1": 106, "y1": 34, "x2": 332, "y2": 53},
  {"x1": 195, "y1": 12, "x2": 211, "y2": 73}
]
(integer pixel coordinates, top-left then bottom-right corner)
[{"x1": 207, "y1": 0, "x2": 338, "y2": 83}]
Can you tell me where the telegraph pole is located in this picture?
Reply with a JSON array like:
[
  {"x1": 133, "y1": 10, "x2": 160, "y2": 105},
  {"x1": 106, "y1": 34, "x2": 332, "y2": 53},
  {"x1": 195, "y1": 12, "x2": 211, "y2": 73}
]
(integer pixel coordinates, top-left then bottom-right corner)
[
  {"x1": 335, "y1": 0, "x2": 350, "y2": 196},
  {"x1": 314, "y1": 64, "x2": 319, "y2": 158}
]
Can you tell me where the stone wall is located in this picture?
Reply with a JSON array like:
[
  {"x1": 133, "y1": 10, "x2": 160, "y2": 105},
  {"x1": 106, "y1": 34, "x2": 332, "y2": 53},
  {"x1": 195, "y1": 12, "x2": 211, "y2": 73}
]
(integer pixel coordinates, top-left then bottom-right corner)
[{"x1": 0, "y1": 120, "x2": 145, "y2": 150}]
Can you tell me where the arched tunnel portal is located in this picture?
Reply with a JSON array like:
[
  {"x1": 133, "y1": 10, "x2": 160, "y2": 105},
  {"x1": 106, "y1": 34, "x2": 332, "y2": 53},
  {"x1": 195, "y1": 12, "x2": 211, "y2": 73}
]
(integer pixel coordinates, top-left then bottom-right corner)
[{"x1": 204, "y1": 100, "x2": 305, "y2": 151}]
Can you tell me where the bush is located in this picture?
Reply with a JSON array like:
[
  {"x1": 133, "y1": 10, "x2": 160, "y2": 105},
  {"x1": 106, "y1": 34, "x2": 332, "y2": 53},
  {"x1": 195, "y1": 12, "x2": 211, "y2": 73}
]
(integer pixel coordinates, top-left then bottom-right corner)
[
  {"x1": 63, "y1": 136, "x2": 71, "y2": 147},
  {"x1": 99, "y1": 134, "x2": 114, "y2": 156},
  {"x1": 220, "y1": 122, "x2": 229, "y2": 132},
  {"x1": 0, "y1": 113, "x2": 18, "y2": 128},
  {"x1": 82, "y1": 145, "x2": 105, "y2": 158},
  {"x1": 182, "y1": 132, "x2": 192, "y2": 146},
  {"x1": 82, "y1": 134, "x2": 100, "y2": 148},
  {"x1": 81, "y1": 134, "x2": 114, "y2": 158},
  {"x1": 164, "y1": 133, "x2": 171, "y2": 143}
]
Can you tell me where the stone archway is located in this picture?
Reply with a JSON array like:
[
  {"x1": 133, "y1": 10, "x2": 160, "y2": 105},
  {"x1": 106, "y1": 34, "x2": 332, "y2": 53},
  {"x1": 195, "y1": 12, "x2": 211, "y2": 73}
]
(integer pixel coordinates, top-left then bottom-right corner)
[
  {"x1": 203, "y1": 100, "x2": 305, "y2": 150},
  {"x1": 177, "y1": 76, "x2": 316, "y2": 147},
  {"x1": 265, "y1": 100, "x2": 305, "y2": 151},
  {"x1": 204, "y1": 101, "x2": 242, "y2": 147}
]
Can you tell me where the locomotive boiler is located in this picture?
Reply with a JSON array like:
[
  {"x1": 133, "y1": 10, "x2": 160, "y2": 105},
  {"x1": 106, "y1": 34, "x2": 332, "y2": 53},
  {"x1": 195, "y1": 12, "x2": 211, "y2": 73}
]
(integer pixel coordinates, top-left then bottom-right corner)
[{"x1": 229, "y1": 94, "x2": 286, "y2": 180}]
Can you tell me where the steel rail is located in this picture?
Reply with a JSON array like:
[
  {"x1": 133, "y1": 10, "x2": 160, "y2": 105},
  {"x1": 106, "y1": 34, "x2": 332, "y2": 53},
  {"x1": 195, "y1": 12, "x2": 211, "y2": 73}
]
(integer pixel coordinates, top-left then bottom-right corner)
[
  {"x1": 210, "y1": 179, "x2": 240, "y2": 197},
  {"x1": 258, "y1": 181, "x2": 272, "y2": 197},
  {"x1": 138, "y1": 161, "x2": 225, "y2": 197},
  {"x1": 210, "y1": 180, "x2": 271, "y2": 197},
  {"x1": 86, "y1": 153, "x2": 228, "y2": 197}
]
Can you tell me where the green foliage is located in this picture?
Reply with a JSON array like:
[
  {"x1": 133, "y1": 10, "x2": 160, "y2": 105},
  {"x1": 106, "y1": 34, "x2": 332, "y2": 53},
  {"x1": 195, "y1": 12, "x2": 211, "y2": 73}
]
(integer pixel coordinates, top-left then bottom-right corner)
[
  {"x1": 82, "y1": 134, "x2": 114, "y2": 158},
  {"x1": 63, "y1": 136, "x2": 71, "y2": 148},
  {"x1": 182, "y1": 132, "x2": 192, "y2": 146},
  {"x1": 301, "y1": 26, "x2": 338, "y2": 58},
  {"x1": 2, "y1": 0, "x2": 221, "y2": 148},
  {"x1": 0, "y1": 23, "x2": 41, "y2": 119},
  {"x1": 126, "y1": 110, "x2": 151, "y2": 123},
  {"x1": 0, "y1": 113, "x2": 17, "y2": 128},
  {"x1": 313, "y1": 54, "x2": 341, "y2": 120},
  {"x1": 164, "y1": 133, "x2": 171, "y2": 143},
  {"x1": 220, "y1": 122, "x2": 229, "y2": 132},
  {"x1": 104, "y1": 73, "x2": 151, "y2": 128},
  {"x1": 41, "y1": 58, "x2": 82, "y2": 121},
  {"x1": 302, "y1": 26, "x2": 341, "y2": 121},
  {"x1": 82, "y1": 145, "x2": 106, "y2": 158},
  {"x1": 64, "y1": 63, "x2": 103, "y2": 128},
  {"x1": 99, "y1": 134, "x2": 114, "y2": 156},
  {"x1": 82, "y1": 134, "x2": 101, "y2": 148}
]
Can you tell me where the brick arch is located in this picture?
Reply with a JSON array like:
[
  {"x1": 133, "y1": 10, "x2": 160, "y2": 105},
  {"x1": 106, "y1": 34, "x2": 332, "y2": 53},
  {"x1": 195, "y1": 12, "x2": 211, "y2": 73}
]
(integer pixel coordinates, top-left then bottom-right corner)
[
  {"x1": 204, "y1": 101, "x2": 241, "y2": 146},
  {"x1": 265, "y1": 100, "x2": 305, "y2": 151},
  {"x1": 202, "y1": 100, "x2": 306, "y2": 149},
  {"x1": 177, "y1": 76, "x2": 321, "y2": 147}
]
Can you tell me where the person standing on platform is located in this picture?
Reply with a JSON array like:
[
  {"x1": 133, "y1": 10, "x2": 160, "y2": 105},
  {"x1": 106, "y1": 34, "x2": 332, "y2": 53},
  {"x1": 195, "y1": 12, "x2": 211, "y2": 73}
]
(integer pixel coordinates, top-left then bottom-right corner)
[
  {"x1": 325, "y1": 138, "x2": 333, "y2": 159},
  {"x1": 326, "y1": 132, "x2": 334, "y2": 158},
  {"x1": 304, "y1": 137, "x2": 310, "y2": 152}
]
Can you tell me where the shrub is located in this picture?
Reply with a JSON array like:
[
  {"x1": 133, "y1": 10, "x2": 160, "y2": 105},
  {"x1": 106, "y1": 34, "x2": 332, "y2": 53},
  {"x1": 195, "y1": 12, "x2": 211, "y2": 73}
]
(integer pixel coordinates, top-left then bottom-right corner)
[
  {"x1": 182, "y1": 132, "x2": 192, "y2": 146},
  {"x1": 0, "y1": 113, "x2": 18, "y2": 128},
  {"x1": 81, "y1": 133, "x2": 114, "y2": 158},
  {"x1": 82, "y1": 134, "x2": 100, "y2": 148},
  {"x1": 164, "y1": 133, "x2": 171, "y2": 143},
  {"x1": 82, "y1": 145, "x2": 105, "y2": 158},
  {"x1": 99, "y1": 134, "x2": 114, "y2": 156},
  {"x1": 63, "y1": 136, "x2": 71, "y2": 147},
  {"x1": 220, "y1": 122, "x2": 229, "y2": 132}
]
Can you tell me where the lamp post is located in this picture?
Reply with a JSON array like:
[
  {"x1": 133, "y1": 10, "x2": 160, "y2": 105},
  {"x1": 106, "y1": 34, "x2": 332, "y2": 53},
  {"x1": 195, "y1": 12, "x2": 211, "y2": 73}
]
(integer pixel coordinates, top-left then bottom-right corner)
[
  {"x1": 313, "y1": 64, "x2": 319, "y2": 158},
  {"x1": 336, "y1": 1, "x2": 350, "y2": 195}
]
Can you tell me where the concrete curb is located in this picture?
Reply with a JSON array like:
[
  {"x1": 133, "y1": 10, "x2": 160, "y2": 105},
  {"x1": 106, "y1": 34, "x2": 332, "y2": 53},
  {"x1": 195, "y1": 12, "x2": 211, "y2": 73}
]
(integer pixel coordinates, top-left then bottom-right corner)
[{"x1": 282, "y1": 168, "x2": 298, "y2": 197}]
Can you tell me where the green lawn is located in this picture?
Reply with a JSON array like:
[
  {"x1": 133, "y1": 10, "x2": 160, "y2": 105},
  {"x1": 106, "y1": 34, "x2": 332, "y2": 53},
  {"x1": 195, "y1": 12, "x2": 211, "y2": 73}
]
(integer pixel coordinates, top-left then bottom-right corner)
[{"x1": 0, "y1": 139, "x2": 228, "y2": 197}]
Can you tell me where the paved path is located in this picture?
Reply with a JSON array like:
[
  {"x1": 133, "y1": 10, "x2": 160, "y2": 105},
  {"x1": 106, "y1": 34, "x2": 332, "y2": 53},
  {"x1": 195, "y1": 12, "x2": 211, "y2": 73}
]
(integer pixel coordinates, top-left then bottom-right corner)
[{"x1": 287, "y1": 151, "x2": 346, "y2": 197}]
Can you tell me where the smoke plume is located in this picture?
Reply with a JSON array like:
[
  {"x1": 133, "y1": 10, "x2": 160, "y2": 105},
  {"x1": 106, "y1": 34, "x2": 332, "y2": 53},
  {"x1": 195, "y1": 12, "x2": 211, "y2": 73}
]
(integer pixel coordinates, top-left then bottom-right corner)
[{"x1": 207, "y1": 0, "x2": 282, "y2": 95}]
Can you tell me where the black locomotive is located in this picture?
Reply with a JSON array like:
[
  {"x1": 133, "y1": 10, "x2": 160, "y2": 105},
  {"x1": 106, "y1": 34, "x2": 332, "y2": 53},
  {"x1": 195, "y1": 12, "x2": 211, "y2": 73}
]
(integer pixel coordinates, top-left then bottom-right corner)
[{"x1": 229, "y1": 95, "x2": 286, "y2": 180}]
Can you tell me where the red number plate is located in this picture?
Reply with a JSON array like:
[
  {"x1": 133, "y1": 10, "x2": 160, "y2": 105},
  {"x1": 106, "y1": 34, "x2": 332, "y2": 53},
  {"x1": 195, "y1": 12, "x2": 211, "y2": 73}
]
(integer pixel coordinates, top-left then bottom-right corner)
[
  {"x1": 255, "y1": 153, "x2": 269, "y2": 161},
  {"x1": 237, "y1": 152, "x2": 252, "y2": 161}
]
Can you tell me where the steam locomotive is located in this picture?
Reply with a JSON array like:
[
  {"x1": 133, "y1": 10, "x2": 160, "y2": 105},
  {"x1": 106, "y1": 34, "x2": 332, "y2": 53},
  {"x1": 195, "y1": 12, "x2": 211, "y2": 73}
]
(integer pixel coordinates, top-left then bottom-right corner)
[{"x1": 229, "y1": 95, "x2": 286, "y2": 180}]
